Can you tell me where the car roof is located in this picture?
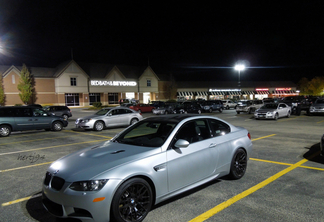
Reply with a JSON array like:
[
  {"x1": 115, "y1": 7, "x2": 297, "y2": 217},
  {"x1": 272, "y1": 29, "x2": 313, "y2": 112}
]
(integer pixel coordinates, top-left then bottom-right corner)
[{"x1": 142, "y1": 114, "x2": 218, "y2": 124}]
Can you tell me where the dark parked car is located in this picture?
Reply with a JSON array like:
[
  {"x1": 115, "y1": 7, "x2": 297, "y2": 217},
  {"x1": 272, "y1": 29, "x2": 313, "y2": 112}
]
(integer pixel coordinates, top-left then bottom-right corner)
[
  {"x1": 281, "y1": 96, "x2": 315, "y2": 115},
  {"x1": 308, "y1": 98, "x2": 324, "y2": 115},
  {"x1": 0, "y1": 106, "x2": 68, "y2": 137},
  {"x1": 201, "y1": 100, "x2": 224, "y2": 112},
  {"x1": 152, "y1": 103, "x2": 178, "y2": 115},
  {"x1": 182, "y1": 101, "x2": 203, "y2": 114},
  {"x1": 43, "y1": 106, "x2": 72, "y2": 120},
  {"x1": 150, "y1": 101, "x2": 166, "y2": 108}
]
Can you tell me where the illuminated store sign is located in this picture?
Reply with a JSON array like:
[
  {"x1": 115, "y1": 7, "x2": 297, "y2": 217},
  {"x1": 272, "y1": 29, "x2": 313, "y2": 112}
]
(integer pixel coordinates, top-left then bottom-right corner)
[
  {"x1": 256, "y1": 88, "x2": 269, "y2": 91},
  {"x1": 209, "y1": 89, "x2": 241, "y2": 91},
  {"x1": 90, "y1": 81, "x2": 137, "y2": 86},
  {"x1": 276, "y1": 88, "x2": 291, "y2": 91}
]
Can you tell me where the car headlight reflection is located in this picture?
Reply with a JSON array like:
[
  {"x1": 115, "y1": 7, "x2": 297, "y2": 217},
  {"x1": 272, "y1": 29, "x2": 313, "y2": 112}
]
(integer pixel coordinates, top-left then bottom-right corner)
[{"x1": 70, "y1": 179, "x2": 108, "y2": 191}]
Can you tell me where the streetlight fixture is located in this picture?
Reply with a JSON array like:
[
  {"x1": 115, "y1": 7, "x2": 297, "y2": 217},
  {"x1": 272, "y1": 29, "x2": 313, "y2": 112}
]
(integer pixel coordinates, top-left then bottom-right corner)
[{"x1": 234, "y1": 64, "x2": 245, "y2": 88}]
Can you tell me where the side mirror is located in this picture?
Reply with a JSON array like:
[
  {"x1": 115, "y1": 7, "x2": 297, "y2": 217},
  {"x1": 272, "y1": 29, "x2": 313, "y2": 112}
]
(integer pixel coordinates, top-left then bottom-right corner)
[{"x1": 175, "y1": 139, "x2": 189, "y2": 148}]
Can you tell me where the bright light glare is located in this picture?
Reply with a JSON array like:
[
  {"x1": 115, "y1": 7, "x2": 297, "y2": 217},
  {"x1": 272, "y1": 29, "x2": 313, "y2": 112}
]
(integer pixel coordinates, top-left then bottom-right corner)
[{"x1": 234, "y1": 64, "x2": 245, "y2": 71}]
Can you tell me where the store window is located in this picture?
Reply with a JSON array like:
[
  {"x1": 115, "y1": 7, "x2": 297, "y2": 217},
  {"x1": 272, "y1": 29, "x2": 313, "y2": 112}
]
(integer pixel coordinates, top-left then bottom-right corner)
[
  {"x1": 12, "y1": 75, "x2": 15, "y2": 84},
  {"x1": 89, "y1": 93, "x2": 101, "y2": 105},
  {"x1": 70, "y1": 77, "x2": 77, "y2": 86},
  {"x1": 147, "y1": 79, "x2": 151, "y2": 87},
  {"x1": 108, "y1": 93, "x2": 118, "y2": 104},
  {"x1": 65, "y1": 93, "x2": 79, "y2": 106}
]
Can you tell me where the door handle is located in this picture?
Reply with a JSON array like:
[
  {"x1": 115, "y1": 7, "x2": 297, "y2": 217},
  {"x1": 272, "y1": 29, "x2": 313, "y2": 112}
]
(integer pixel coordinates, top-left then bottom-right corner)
[{"x1": 209, "y1": 143, "x2": 217, "y2": 148}]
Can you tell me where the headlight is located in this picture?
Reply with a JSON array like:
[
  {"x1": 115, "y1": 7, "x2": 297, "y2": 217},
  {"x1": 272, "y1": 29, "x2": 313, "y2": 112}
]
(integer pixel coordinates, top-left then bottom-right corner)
[
  {"x1": 84, "y1": 119, "x2": 92, "y2": 123},
  {"x1": 70, "y1": 179, "x2": 108, "y2": 191},
  {"x1": 310, "y1": 106, "x2": 315, "y2": 110}
]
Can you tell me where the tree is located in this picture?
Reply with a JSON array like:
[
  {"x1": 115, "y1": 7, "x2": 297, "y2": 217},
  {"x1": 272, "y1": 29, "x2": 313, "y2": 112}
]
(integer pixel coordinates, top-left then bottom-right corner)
[
  {"x1": 163, "y1": 73, "x2": 178, "y2": 101},
  {"x1": 297, "y1": 77, "x2": 311, "y2": 95},
  {"x1": 307, "y1": 76, "x2": 324, "y2": 96},
  {"x1": 17, "y1": 64, "x2": 33, "y2": 104},
  {"x1": 0, "y1": 72, "x2": 5, "y2": 105}
]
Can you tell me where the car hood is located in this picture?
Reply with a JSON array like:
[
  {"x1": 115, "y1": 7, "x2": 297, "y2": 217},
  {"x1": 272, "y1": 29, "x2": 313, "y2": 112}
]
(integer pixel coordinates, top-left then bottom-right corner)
[
  {"x1": 47, "y1": 141, "x2": 161, "y2": 182},
  {"x1": 77, "y1": 114, "x2": 103, "y2": 120},
  {"x1": 257, "y1": 108, "x2": 277, "y2": 112},
  {"x1": 312, "y1": 103, "x2": 324, "y2": 107}
]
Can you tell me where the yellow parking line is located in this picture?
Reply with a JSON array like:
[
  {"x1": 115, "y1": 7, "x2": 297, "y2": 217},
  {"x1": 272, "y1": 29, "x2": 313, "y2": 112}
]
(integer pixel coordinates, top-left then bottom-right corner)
[
  {"x1": 0, "y1": 135, "x2": 75, "y2": 146},
  {"x1": 189, "y1": 157, "x2": 311, "y2": 222},
  {"x1": 0, "y1": 139, "x2": 107, "y2": 156},
  {"x1": 67, "y1": 130, "x2": 113, "y2": 139},
  {"x1": 0, "y1": 161, "x2": 53, "y2": 173},
  {"x1": 189, "y1": 151, "x2": 320, "y2": 222},
  {"x1": 251, "y1": 134, "x2": 276, "y2": 141},
  {"x1": 2, "y1": 193, "x2": 42, "y2": 207},
  {"x1": 251, "y1": 158, "x2": 324, "y2": 171},
  {"x1": 317, "y1": 119, "x2": 324, "y2": 124}
]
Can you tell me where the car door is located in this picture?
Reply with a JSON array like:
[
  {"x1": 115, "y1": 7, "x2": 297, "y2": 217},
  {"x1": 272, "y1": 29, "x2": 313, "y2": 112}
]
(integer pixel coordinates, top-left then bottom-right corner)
[
  {"x1": 278, "y1": 103, "x2": 287, "y2": 117},
  {"x1": 14, "y1": 107, "x2": 35, "y2": 130},
  {"x1": 32, "y1": 108, "x2": 53, "y2": 129},
  {"x1": 167, "y1": 119, "x2": 217, "y2": 192},
  {"x1": 105, "y1": 109, "x2": 123, "y2": 127}
]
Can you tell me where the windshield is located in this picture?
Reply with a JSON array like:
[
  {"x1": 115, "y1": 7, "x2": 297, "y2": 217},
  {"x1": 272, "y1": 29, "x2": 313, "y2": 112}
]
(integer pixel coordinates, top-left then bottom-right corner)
[
  {"x1": 315, "y1": 99, "x2": 324, "y2": 104},
  {"x1": 95, "y1": 109, "x2": 110, "y2": 115},
  {"x1": 113, "y1": 120, "x2": 177, "y2": 147},
  {"x1": 261, "y1": 104, "x2": 278, "y2": 109}
]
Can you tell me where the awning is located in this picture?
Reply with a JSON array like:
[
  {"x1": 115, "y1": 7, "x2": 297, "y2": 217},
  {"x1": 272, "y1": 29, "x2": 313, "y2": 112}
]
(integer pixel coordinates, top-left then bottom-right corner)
[
  {"x1": 255, "y1": 91, "x2": 270, "y2": 95},
  {"x1": 272, "y1": 90, "x2": 297, "y2": 95},
  {"x1": 195, "y1": 91, "x2": 208, "y2": 96},
  {"x1": 210, "y1": 91, "x2": 242, "y2": 96},
  {"x1": 242, "y1": 91, "x2": 254, "y2": 95},
  {"x1": 177, "y1": 92, "x2": 194, "y2": 97}
]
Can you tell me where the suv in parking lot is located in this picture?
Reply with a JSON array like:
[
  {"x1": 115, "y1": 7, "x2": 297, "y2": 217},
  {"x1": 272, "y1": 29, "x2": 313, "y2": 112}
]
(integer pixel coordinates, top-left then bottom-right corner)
[
  {"x1": 0, "y1": 106, "x2": 68, "y2": 137},
  {"x1": 236, "y1": 100, "x2": 263, "y2": 114},
  {"x1": 43, "y1": 106, "x2": 72, "y2": 120},
  {"x1": 222, "y1": 100, "x2": 237, "y2": 109},
  {"x1": 281, "y1": 96, "x2": 316, "y2": 115}
]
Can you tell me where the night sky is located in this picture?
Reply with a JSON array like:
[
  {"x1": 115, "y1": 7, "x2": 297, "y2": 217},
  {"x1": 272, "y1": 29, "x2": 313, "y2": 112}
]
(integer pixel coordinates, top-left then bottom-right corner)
[{"x1": 0, "y1": 0, "x2": 323, "y2": 83}]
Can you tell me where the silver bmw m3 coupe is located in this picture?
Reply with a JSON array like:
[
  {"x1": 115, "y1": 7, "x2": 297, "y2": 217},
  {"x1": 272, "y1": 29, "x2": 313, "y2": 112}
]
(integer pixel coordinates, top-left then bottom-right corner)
[{"x1": 42, "y1": 114, "x2": 253, "y2": 222}]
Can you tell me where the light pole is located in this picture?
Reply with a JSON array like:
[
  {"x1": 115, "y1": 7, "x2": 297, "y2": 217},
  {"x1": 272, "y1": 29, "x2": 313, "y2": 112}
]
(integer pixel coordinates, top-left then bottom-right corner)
[{"x1": 234, "y1": 64, "x2": 245, "y2": 88}]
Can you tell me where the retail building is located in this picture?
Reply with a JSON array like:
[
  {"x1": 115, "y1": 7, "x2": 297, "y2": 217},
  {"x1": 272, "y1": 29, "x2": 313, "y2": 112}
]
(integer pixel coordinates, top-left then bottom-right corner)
[{"x1": 0, "y1": 60, "x2": 298, "y2": 106}]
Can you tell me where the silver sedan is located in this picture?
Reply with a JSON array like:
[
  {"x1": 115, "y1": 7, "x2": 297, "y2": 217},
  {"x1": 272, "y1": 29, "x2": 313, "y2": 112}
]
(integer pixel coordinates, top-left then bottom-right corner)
[
  {"x1": 43, "y1": 115, "x2": 252, "y2": 222},
  {"x1": 75, "y1": 107, "x2": 143, "y2": 131},
  {"x1": 254, "y1": 103, "x2": 291, "y2": 120}
]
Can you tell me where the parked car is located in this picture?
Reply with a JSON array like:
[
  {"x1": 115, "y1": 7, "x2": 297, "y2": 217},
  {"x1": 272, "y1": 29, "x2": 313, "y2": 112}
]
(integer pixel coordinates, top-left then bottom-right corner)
[
  {"x1": 75, "y1": 107, "x2": 143, "y2": 131},
  {"x1": 26, "y1": 104, "x2": 43, "y2": 108},
  {"x1": 281, "y1": 96, "x2": 315, "y2": 115},
  {"x1": 254, "y1": 103, "x2": 291, "y2": 120},
  {"x1": 42, "y1": 114, "x2": 252, "y2": 222},
  {"x1": 236, "y1": 100, "x2": 263, "y2": 114},
  {"x1": 150, "y1": 101, "x2": 165, "y2": 108},
  {"x1": 307, "y1": 98, "x2": 324, "y2": 116},
  {"x1": 201, "y1": 100, "x2": 224, "y2": 113},
  {"x1": 152, "y1": 103, "x2": 177, "y2": 115},
  {"x1": 222, "y1": 100, "x2": 237, "y2": 109},
  {"x1": 129, "y1": 103, "x2": 156, "y2": 113},
  {"x1": 43, "y1": 106, "x2": 72, "y2": 120},
  {"x1": 0, "y1": 106, "x2": 68, "y2": 137},
  {"x1": 182, "y1": 101, "x2": 203, "y2": 114}
]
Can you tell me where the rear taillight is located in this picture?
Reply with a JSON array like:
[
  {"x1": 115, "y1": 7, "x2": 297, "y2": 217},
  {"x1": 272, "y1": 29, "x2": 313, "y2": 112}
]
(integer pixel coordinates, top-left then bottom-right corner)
[{"x1": 247, "y1": 133, "x2": 251, "y2": 140}]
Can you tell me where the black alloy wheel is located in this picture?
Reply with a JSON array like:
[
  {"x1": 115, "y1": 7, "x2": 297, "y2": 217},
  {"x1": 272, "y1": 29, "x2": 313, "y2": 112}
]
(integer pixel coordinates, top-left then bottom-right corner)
[
  {"x1": 111, "y1": 178, "x2": 153, "y2": 222},
  {"x1": 229, "y1": 148, "x2": 247, "y2": 179}
]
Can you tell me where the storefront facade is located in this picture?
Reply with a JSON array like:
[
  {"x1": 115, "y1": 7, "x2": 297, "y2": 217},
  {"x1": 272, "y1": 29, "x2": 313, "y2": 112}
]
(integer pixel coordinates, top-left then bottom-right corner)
[{"x1": 1, "y1": 61, "x2": 298, "y2": 107}]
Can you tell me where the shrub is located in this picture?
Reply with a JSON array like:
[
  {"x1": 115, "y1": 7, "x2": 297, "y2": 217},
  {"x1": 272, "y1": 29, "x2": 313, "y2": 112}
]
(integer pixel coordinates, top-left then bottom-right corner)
[{"x1": 92, "y1": 102, "x2": 102, "y2": 108}]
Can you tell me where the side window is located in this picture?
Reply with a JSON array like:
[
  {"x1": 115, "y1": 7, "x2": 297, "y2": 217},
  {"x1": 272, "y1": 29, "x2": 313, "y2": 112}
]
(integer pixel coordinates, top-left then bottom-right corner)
[
  {"x1": 175, "y1": 120, "x2": 210, "y2": 144},
  {"x1": 16, "y1": 108, "x2": 32, "y2": 117},
  {"x1": 0, "y1": 108, "x2": 14, "y2": 117},
  {"x1": 209, "y1": 119, "x2": 230, "y2": 137},
  {"x1": 147, "y1": 79, "x2": 151, "y2": 87}
]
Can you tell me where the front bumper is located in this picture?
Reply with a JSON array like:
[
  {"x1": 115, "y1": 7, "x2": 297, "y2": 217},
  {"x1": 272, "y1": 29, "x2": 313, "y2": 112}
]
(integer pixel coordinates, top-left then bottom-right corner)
[
  {"x1": 75, "y1": 120, "x2": 94, "y2": 129},
  {"x1": 153, "y1": 110, "x2": 165, "y2": 115},
  {"x1": 42, "y1": 177, "x2": 122, "y2": 222},
  {"x1": 254, "y1": 112, "x2": 275, "y2": 119}
]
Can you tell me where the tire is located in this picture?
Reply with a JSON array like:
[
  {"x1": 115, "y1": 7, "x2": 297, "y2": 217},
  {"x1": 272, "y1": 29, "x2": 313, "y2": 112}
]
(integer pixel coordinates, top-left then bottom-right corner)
[
  {"x1": 286, "y1": 111, "x2": 290, "y2": 118},
  {"x1": 111, "y1": 178, "x2": 153, "y2": 222},
  {"x1": 130, "y1": 118, "x2": 139, "y2": 125},
  {"x1": 52, "y1": 121, "x2": 63, "y2": 131},
  {"x1": 62, "y1": 114, "x2": 68, "y2": 120},
  {"x1": 274, "y1": 113, "x2": 279, "y2": 120},
  {"x1": 94, "y1": 121, "x2": 104, "y2": 131},
  {"x1": 229, "y1": 148, "x2": 247, "y2": 179},
  {"x1": 0, "y1": 125, "x2": 11, "y2": 137},
  {"x1": 248, "y1": 108, "x2": 252, "y2": 114},
  {"x1": 209, "y1": 108, "x2": 213, "y2": 113},
  {"x1": 237, "y1": 111, "x2": 240, "y2": 114},
  {"x1": 226, "y1": 105, "x2": 229, "y2": 109},
  {"x1": 165, "y1": 111, "x2": 168, "y2": 115},
  {"x1": 219, "y1": 108, "x2": 223, "y2": 113}
]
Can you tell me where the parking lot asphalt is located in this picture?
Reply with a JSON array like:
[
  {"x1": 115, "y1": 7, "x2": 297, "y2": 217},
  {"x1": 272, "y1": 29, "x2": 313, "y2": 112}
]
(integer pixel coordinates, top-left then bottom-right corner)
[{"x1": 1, "y1": 108, "x2": 323, "y2": 222}]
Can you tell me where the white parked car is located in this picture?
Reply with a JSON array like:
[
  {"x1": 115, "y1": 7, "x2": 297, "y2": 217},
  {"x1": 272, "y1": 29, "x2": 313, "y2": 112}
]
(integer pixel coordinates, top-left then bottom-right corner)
[
  {"x1": 75, "y1": 107, "x2": 143, "y2": 131},
  {"x1": 254, "y1": 103, "x2": 291, "y2": 120},
  {"x1": 222, "y1": 100, "x2": 237, "y2": 109}
]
